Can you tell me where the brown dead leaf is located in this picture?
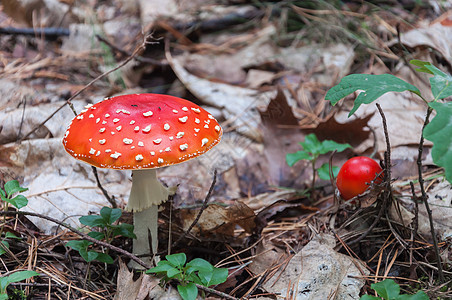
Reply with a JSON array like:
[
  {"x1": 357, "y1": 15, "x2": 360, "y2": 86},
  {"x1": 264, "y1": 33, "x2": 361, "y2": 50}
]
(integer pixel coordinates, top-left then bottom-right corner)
[{"x1": 114, "y1": 259, "x2": 143, "y2": 300}]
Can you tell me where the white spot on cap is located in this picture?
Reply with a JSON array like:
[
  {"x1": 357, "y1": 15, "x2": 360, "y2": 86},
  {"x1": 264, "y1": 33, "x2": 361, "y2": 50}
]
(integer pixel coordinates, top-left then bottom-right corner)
[
  {"x1": 179, "y1": 116, "x2": 188, "y2": 123},
  {"x1": 116, "y1": 126, "x2": 122, "y2": 131},
  {"x1": 96, "y1": 151, "x2": 101, "y2": 156},
  {"x1": 116, "y1": 109, "x2": 131, "y2": 114},
  {"x1": 89, "y1": 114, "x2": 94, "y2": 118},
  {"x1": 99, "y1": 139, "x2": 106, "y2": 145},
  {"x1": 138, "y1": 141, "x2": 144, "y2": 147},
  {"x1": 143, "y1": 111, "x2": 153, "y2": 117},
  {"x1": 158, "y1": 158, "x2": 163, "y2": 164},
  {"x1": 208, "y1": 114, "x2": 214, "y2": 119},
  {"x1": 215, "y1": 125, "x2": 221, "y2": 132},
  {"x1": 76, "y1": 115, "x2": 83, "y2": 120},
  {"x1": 182, "y1": 107, "x2": 188, "y2": 111},
  {"x1": 113, "y1": 118, "x2": 120, "y2": 123},
  {"x1": 110, "y1": 152, "x2": 121, "y2": 159},
  {"x1": 165, "y1": 147, "x2": 171, "y2": 152},
  {"x1": 99, "y1": 128, "x2": 106, "y2": 133},
  {"x1": 164, "y1": 123, "x2": 170, "y2": 131},
  {"x1": 96, "y1": 118, "x2": 100, "y2": 123},
  {"x1": 111, "y1": 131, "x2": 115, "y2": 135},
  {"x1": 180, "y1": 144, "x2": 188, "y2": 151},
  {"x1": 169, "y1": 136, "x2": 174, "y2": 140},
  {"x1": 150, "y1": 151, "x2": 155, "y2": 156},
  {"x1": 134, "y1": 126, "x2": 140, "y2": 132},
  {"x1": 153, "y1": 138, "x2": 162, "y2": 144},
  {"x1": 176, "y1": 132, "x2": 185, "y2": 138},
  {"x1": 123, "y1": 138, "x2": 133, "y2": 144},
  {"x1": 130, "y1": 120, "x2": 135, "y2": 125},
  {"x1": 173, "y1": 110, "x2": 178, "y2": 113},
  {"x1": 105, "y1": 114, "x2": 110, "y2": 118},
  {"x1": 142, "y1": 125, "x2": 152, "y2": 133},
  {"x1": 105, "y1": 149, "x2": 112, "y2": 153},
  {"x1": 195, "y1": 118, "x2": 200, "y2": 124},
  {"x1": 202, "y1": 138, "x2": 208, "y2": 146},
  {"x1": 64, "y1": 131, "x2": 69, "y2": 138},
  {"x1": 89, "y1": 148, "x2": 96, "y2": 155},
  {"x1": 204, "y1": 124, "x2": 209, "y2": 129},
  {"x1": 194, "y1": 128, "x2": 200, "y2": 132},
  {"x1": 131, "y1": 146, "x2": 135, "y2": 149},
  {"x1": 80, "y1": 109, "x2": 88, "y2": 113},
  {"x1": 102, "y1": 121, "x2": 107, "y2": 125},
  {"x1": 85, "y1": 104, "x2": 93, "y2": 109},
  {"x1": 191, "y1": 107, "x2": 201, "y2": 113},
  {"x1": 135, "y1": 154, "x2": 144, "y2": 161}
]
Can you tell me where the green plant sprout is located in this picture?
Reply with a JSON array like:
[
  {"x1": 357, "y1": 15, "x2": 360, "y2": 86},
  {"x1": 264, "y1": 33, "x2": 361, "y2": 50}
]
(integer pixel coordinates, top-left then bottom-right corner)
[
  {"x1": 286, "y1": 133, "x2": 352, "y2": 191},
  {"x1": 360, "y1": 279, "x2": 429, "y2": 300},
  {"x1": 146, "y1": 253, "x2": 228, "y2": 300},
  {"x1": 66, "y1": 207, "x2": 135, "y2": 264},
  {"x1": 325, "y1": 60, "x2": 452, "y2": 184},
  {"x1": 0, "y1": 270, "x2": 40, "y2": 300}
]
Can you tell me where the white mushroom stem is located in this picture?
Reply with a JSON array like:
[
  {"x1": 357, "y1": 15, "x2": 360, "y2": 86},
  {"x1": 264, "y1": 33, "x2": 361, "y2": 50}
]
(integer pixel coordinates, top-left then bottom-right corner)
[{"x1": 126, "y1": 169, "x2": 173, "y2": 268}]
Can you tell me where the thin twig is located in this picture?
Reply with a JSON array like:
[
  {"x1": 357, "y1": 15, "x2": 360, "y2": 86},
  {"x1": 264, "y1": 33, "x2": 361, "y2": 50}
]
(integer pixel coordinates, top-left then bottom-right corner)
[
  {"x1": 416, "y1": 106, "x2": 444, "y2": 282},
  {"x1": 91, "y1": 166, "x2": 116, "y2": 208},
  {"x1": 170, "y1": 170, "x2": 217, "y2": 249},
  {"x1": 0, "y1": 210, "x2": 150, "y2": 269}
]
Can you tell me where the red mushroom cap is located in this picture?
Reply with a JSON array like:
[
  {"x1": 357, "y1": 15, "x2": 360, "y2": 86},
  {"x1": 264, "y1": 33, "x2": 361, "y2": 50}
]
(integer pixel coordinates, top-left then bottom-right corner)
[{"x1": 62, "y1": 94, "x2": 223, "y2": 169}]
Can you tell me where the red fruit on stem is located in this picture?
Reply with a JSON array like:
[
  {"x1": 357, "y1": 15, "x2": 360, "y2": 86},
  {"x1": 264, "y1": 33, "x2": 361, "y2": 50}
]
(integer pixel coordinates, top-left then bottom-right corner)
[{"x1": 336, "y1": 156, "x2": 383, "y2": 200}]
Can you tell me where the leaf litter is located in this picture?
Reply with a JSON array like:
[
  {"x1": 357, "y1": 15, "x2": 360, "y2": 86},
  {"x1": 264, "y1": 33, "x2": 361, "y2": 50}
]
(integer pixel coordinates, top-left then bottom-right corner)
[{"x1": 0, "y1": 1, "x2": 451, "y2": 299}]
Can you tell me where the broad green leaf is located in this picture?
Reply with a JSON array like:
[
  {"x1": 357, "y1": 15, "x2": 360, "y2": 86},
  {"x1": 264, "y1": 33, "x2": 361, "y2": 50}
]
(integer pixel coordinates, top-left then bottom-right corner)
[
  {"x1": 0, "y1": 189, "x2": 5, "y2": 198},
  {"x1": 300, "y1": 134, "x2": 322, "y2": 154},
  {"x1": 0, "y1": 241, "x2": 9, "y2": 256},
  {"x1": 165, "y1": 253, "x2": 186, "y2": 268},
  {"x1": 371, "y1": 279, "x2": 400, "y2": 300},
  {"x1": 6, "y1": 195, "x2": 28, "y2": 209},
  {"x1": 186, "y1": 258, "x2": 213, "y2": 274},
  {"x1": 318, "y1": 164, "x2": 339, "y2": 181},
  {"x1": 0, "y1": 293, "x2": 7, "y2": 300},
  {"x1": 6, "y1": 271, "x2": 39, "y2": 284},
  {"x1": 423, "y1": 101, "x2": 452, "y2": 184},
  {"x1": 325, "y1": 74, "x2": 420, "y2": 117},
  {"x1": 319, "y1": 140, "x2": 351, "y2": 154},
  {"x1": 410, "y1": 60, "x2": 434, "y2": 75},
  {"x1": 186, "y1": 273, "x2": 203, "y2": 285},
  {"x1": 112, "y1": 223, "x2": 136, "y2": 239},
  {"x1": 95, "y1": 252, "x2": 114, "y2": 264},
  {"x1": 100, "y1": 207, "x2": 122, "y2": 224},
  {"x1": 146, "y1": 261, "x2": 174, "y2": 274},
  {"x1": 0, "y1": 277, "x2": 8, "y2": 291},
  {"x1": 166, "y1": 267, "x2": 182, "y2": 278},
  {"x1": 177, "y1": 283, "x2": 198, "y2": 300},
  {"x1": 4, "y1": 180, "x2": 28, "y2": 197},
  {"x1": 84, "y1": 250, "x2": 99, "y2": 262},
  {"x1": 424, "y1": 65, "x2": 452, "y2": 100},
  {"x1": 79, "y1": 215, "x2": 106, "y2": 228},
  {"x1": 398, "y1": 291, "x2": 429, "y2": 300},
  {"x1": 359, "y1": 295, "x2": 380, "y2": 300},
  {"x1": 88, "y1": 231, "x2": 105, "y2": 240},
  {"x1": 5, "y1": 232, "x2": 20, "y2": 239},
  {"x1": 286, "y1": 151, "x2": 312, "y2": 167},
  {"x1": 204, "y1": 267, "x2": 228, "y2": 286}
]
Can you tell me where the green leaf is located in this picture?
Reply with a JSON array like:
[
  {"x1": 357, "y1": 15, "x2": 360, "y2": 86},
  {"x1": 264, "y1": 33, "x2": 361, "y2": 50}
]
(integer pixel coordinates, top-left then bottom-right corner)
[
  {"x1": 203, "y1": 267, "x2": 228, "y2": 286},
  {"x1": 359, "y1": 295, "x2": 381, "y2": 300},
  {"x1": 423, "y1": 101, "x2": 452, "y2": 184},
  {"x1": 186, "y1": 258, "x2": 213, "y2": 274},
  {"x1": 397, "y1": 290, "x2": 430, "y2": 300},
  {"x1": 166, "y1": 267, "x2": 182, "y2": 278},
  {"x1": 286, "y1": 151, "x2": 312, "y2": 166},
  {"x1": 88, "y1": 231, "x2": 105, "y2": 240},
  {"x1": 0, "y1": 189, "x2": 5, "y2": 198},
  {"x1": 423, "y1": 65, "x2": 452, "y2": 100},
  {"x1": 5, "y1": 232, "x2": 20, "y2": 239},
  {"x1": 0, "y1": 293, "x2": 7, "y2": 300},
  {"x1": 410, "y1": 60, "x2": 434, "y2": 75},
  {"x1": 371, "y1": 279, "x2": 400, "y2": 300},
  {"x1": 6, "y1": 195, "x2": 28, "y2": 209},
  {"x1": 112, "y1": 223, "x2": 136, "y2": 239},
  {"x1": 165, "y1": 253, "x2": 186, "y2": 268},
  {"x1": 146, "y1": 261, "x2": 175, "y2": 274},
  {"x1": 4, "y1": 180, "x2": 28, "y2": 197},
  {"x1": 318, "y1": 164, "x2": 339, "y2": 181},
  {"x1": 100, "y1": 207, "x2": 122, "y2": 225},
  {"x1": 6, "y1": 271, "x2": 39, "y2": 284},
  {"x1": 95, "y1": 252, "x2": 114, "y2": 264},
  {"x1": 300, "y1": 134, "x2": 323, "y2": 154},
  {"x1": 66, "y1": 240, "x2": 92, "y2": 252},
  {"x1": 319, "y1": 140, "x2": 351, "y2": 154},
  {"x1": 177, "y1": 283, "x2": 198, "y2": 300},
  {"x1": 325, "y1": 74, "x2": 421, "y2": 117},
  {"x1": 0, "y1": 241, "x2": 9, "y2": 256},
  {"x1": 79, "y1": 215, "x2": 106, "y2": 228}
]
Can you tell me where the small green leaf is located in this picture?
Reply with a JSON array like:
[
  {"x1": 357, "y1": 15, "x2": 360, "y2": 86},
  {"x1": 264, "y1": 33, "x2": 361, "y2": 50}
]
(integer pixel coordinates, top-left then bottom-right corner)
[
  {"x1": 359, "y1": 295, "x2": 381, "y2": 300},
  {"x1": 371, "y1": 279, "x2": 400, "y2": 300},
  {"x1": 0, "y1": 189, "x2": 5, "y2": 198},
  {"x1": 165, "y1": 253, "x2": 186, "y2": 268},
  {"x1": 203, "y1": 267, "x2": 228, "y2": 286},
  {"x1": 0, "y1": 241, "x2": 9, "y2": 256},
  {"x1": 5, "y1": 232, "x2": 20, "y2": 239},
  {"x1": 84, "y1": 250, "x2": 99, "y2": 262},
  {"x1": 410, "y1": 60, "x2": 434, "y2": 75},
  {"x1": 166, "y1": 267, "x2": 182, "y2": 278},
  {"x1": 66, "y1": 240, "x2": 92, "y2": 252},
  {"x1": 6, "y1": 271, "x2": 39, "y2": 284},
  {"x1": 286, "y1": 151, "x2": 312, "y2": 167},
  {"x1": 300, "y1": 134, "x2": 322, "y2": 154},
  {"x1": 186, "y1": 258, "x2": 213, "y2": 274},
  {"x1": 177, "y1": 283, "x2": 198, "y2": 300},
  {"x1": 79, "y1": 215, "x2": 106, "y2": 228},
  {"x1": 4, "y1": 180, "x2": 28, "y2": 197},
  {"x1": 7, "y1": 195, "x2": 28, "y2": 209},
  {"x1": 319, "y1": 140, "x2": 351, "y2": 154},
  {"x1": 325, "y1": 74, "x2": 421, "y2": 117},
  {"x1": 112, "y1": 223, "x2": 136, "y2": 239},
  {"x1": 423, "y1": 101, "x2": 452, "y2": 184},
  {"x1": 88, "y1": 231, "x2": 105, "y2": 240},
  {"x1": 95, "y1": 252, "x2": 114, "y2": 264},
  {"x1": 318, "y1": 164, "x2": 339, "y2": 181},
  {"x1": 146, "y1": 261, "x2": 175, "y2": 274},
  {"x1": 0, "y1": 293, "x2": 7, "y2": 300},
  {"x1": 100, "y1": 207, "x2": 122, "y2": 225},
  {"x1": 423, "y1": 65, "x2": 452, "y2": 100},
  {"x1": 397, "y1": 291, "x2": 430, "y2": 300}
]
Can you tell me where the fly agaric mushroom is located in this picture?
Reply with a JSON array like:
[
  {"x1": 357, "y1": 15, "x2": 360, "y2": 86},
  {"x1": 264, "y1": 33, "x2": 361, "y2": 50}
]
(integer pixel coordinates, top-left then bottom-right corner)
[{"x1": 62, "y1": 94, "x2": 222, "y2": 267}]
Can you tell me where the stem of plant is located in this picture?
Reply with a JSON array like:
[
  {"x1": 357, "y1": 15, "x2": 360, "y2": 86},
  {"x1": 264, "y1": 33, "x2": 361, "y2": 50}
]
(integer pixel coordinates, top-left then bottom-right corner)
[{"x1": 311, "y1": 159, "x2": 317, "y2": 193}]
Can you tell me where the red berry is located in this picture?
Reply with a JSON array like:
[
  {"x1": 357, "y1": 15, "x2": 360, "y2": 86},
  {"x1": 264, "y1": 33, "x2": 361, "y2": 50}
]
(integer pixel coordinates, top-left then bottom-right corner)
[{"x1": 336, "y1": 156, "x2": 383, "y2": 200}]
